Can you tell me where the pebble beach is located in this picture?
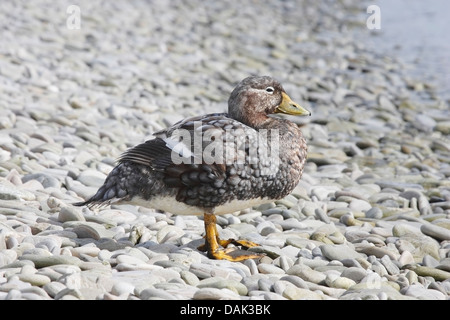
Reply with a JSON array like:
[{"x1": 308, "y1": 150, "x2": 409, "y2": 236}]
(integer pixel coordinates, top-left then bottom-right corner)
[{"x1": 0, "y1": 0, "x2": 449, "y2": 301}]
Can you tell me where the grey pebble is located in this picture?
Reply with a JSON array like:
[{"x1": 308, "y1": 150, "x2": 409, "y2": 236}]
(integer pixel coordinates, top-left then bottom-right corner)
[
  {"x1": 380, "y1": 255, "x2": 400, "y2": 275},
  {"x1": 197, "y1": 277, "x2": 248, "y2": 295},
  {"x1": 17, "y1": 273, "x2": 51, "y2": 287},
  {"x1": 420, "y1": 223, "x2": 450, "y2": 241},
  {"x1": 314, "y1": 208, "x2": 331, "y2": 223},
  {"x1": 341, "y1": 267, "x2": 368, "y2": 283},
  {"x1": 365, "y1": 207, "x2": 383, "y2": 219},
  {"x1": 111, "y1": 281, "x2": 135, "y2": 297},
  {"x1": 72, "y1": 222, "x2": 116, "y2": 240},
  {"x1": 18, "y1": 255, "x2": 82, "y2": 269},
  {"x1": 193, "y1": 287, "x2": 241, "y2": 300},
  {"x1": 402, "y1": 284, "x2": 446, "y2": 300},
  {"x1": 43, "y1": 281, "x2": 67, "y2": 298},
  {"x1": 320, "y1": 244, "x2": 363, "y2": 261},
  {"x1": 257, "y1": 263, "x2": 285, "y2": 275},
  {"x1": 58, "y1": 206, "x2": 86, "y2": 223},
  {"x1": 180, "y1": 270, "x2": 200, "y2": 286},
  {"x1": 286, "y1": 265, "x2": 326, "y2": 284}
]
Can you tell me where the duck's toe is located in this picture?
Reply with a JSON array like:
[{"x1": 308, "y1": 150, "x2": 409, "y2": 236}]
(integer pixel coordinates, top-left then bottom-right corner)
[
  {"x1": 207, "y1": 247, "x2": 263, "y2": 262},
  {"x1": 217, "y1": 238, "x2": 259, "y2": 249}
]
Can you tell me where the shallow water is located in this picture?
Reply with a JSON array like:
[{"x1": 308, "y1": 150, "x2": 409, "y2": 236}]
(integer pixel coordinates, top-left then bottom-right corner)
[{"x1": 362, "y1": 0, "x2": 450, "y2": 100}]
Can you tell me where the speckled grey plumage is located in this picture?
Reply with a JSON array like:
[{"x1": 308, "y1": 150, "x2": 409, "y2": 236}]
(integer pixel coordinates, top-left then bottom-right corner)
[{"x1": 76, "y1": 76, "x2": 308, "y2": 214}]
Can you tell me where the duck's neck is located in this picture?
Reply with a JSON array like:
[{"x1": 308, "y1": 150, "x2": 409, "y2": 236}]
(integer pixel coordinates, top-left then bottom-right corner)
[{"x1": 240, "y1": 113, "x2": 273, "y2": 129}]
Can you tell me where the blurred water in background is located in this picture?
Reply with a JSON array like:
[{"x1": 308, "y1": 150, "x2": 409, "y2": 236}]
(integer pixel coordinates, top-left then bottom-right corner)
[{"x1": 362, "y1": 0, "x2": 450, "y2": 101}]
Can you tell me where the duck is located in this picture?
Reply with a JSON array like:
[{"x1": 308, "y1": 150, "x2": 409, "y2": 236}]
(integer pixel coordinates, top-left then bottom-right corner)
[{"x1": 75, "y1": 75, "x2": 311, "y2": 261}]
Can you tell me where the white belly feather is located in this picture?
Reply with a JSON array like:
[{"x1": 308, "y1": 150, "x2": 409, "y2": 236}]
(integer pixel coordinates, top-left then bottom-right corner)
[{"x1": 130, "y1": 195, "x2": 272, "y2": 216}]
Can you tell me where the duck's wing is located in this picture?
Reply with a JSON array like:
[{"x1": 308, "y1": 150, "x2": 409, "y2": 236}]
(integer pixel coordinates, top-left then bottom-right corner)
[
  {"x1": 118, "y1": 113, "x2": 256, "y2": 189},
  {"x1": 119, "y1": 113, "x2": 226, "y2": 170}
]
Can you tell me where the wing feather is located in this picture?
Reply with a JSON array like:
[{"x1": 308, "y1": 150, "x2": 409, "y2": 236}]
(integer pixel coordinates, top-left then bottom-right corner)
[{"x1": 117, "y1": 113, "x2": 257, "y2": 203}]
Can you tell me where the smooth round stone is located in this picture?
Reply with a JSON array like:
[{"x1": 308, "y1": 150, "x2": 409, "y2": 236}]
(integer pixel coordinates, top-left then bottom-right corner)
[
  {"x1": 20, "y1": 264, "x2": 37, "y2": 275},
  {"x1": 398, "y1": 251, "x2": 415, "y2": 266},
  {"x1": 257, "y1": 221, "x2": 278, "y2": 236},
  {"x1": 70, "y1": 245, "x2": 101, "y2": 258},
  {"x1": 365, "y1": 207, "x2": 383, "y2": 219},
  {"x1": 6, "y1": 236, "x2": 19, "y2": 249},
  {"x1": 341, "y1": 267, "x2": 367, "y2": 282},
  {"x1": 84, "y1": 214, "x2": 117, "y2": 227},
  {"x1": 197, "y1": 277, "x2": 248, "y2": 295},
  {"x1": 436, "y1": 121, "x2": 450, "y2": 134},
  {"x1": 22, "y1": 173, "x2": 60, "y2": 189},
  {"x1": 43, "y1": 281, "x2": 67, "y2": 298},
  {"x1": 310, "y1": 232, "x2": 334, "y2": 244},
  {"x1": 151, "y1": 268, "x2": 182, "y2": 282},
  {"x1": 286, "y1": 265, "x2": 326, "y2": 284},
  {"x1": 116, "y1": 254, "x2": 147, "y2": 265},
  {"x1": 34, "y1": 238, "x2": 62, "y2": 254},
  {"x1": 241, "y1": 275, "x2": 261, "y2": 292},
  {"x1": 286, "y1": 237, "x2": 313, "y2": 249},
  {"x1": 258, "y1": 278, "x2": 274, "y2": 292},
  {"x1": 0, "y1": 183, "x2": 36, "y2": 201},
  {"x1": 314, "y1": 208, "x2": 331, "y2": 223},
  {"x1": 277, "y1": 218, "x2": 306, "y2": 230},
  {"x1": 433, "y1": 218, "x2": 450, "y2": 229},
  {"x1": 139, "y1": 288, "x2": 177, "y2": 300},
  {"x1": 437, "y1": 258, "x2": 450, "y2": 272},
  {"x1": 422, "y1": 255, "x2": 439, "y2": 267},
  {"x1": 180, "y1": 270, "x2": 200, "y2": 286},
  {"x1": 402, "y1": 284, "x2": 446, "y2": 300},
  {"x1": 320, "y1": 244, "x2": 363, "y2": 261},
  {"x1": 77, "y1": 169, "x2": 107, "y2": 188},
  {"x1": 311, "y1": 186, "x2": 340, "y2": 201},
  {"x1": 115, "y1": 263, "x2": 161, "y2": 272},
  {"x1": 19, "y1": 255, "x2": 82, "y2": 268},
  {"x1": 18, "y1": 273, "x2": 51, "y2": 286},
  {"x1": 344, "y1": 230, "x2": 371, "y2": 243},
  {"x1": 380, "y1": 255, "x2": 400, "y2": 275},
  {"x1": 227, "y1": 223, "x2": 257, "y2": 235},
  {"x1": 248, "y1": 290, "x2": 287, "y2": 300},
  {"x1": 282, "y1": 285, "x2": 324, "y2": 300},
  {"x1": 328, "y1": 276, "x2": 356, "y2": 290},
  {"x1": 132, "y1": 274, "x2": 168, "y2": 294},
  {"x1": 72, "y1": 222, "x2": 115, "y2": 240},
  {"x1": 111, "y1": 281, "x2": 135, "y2": 296},
  {"x1": 5, "y1": 289, "x2": 22, "y2": 300},
  {"x1": 58, "y1": 206, "x2": 85, "y2": 222},
  {"x1": 0, "y1": 250, "x2": 19, "y2": 267},
  {"x1": 413, "y1": 114, "x2": 436, "y2": 131},
  {"x1": 124, "y1": 247, "x2": 150, "y2": 262},
  {"x1": 413, "y1": 266, "x2": 450, "y2": 281},
  {"x1": 156, "y1": 225, "x2": 185, "y2": 243},
  {"x1": 349, "y1": 199, "x2": 372, "y2": 212},
  {"x1": 189, "y1": 263, "x2": 240, "y2": 281},
  {"x1": 278, "y1": 255, "x2": 294, "y2": 271},
  {"x1": 257, "y1": 263, "x2": 285, "y2": 275},
  {"x1": 96, "y1": 210, "x2": 137, "y2": 225},
  {"x1": 420, "y1": 223, "x2": 450, "y2": 241},
  {"x1": 193, "y1": 287, "x2": 240, "y2": 300},
  {"x1": 355, "y1": 244, "x2": 398, "y2": 260},
  {"x1": 392, "y1": 223, "x2": 441, "y2": 261},
  {"x1": 371, "y1": 226, "x2": 392, "y2": 238},
  {"x1": 37, "y1": 267, "x2": 65, "y2": 281},
  {"x1": 55, "y1": 289, "x2": 83, "y2": 300}
]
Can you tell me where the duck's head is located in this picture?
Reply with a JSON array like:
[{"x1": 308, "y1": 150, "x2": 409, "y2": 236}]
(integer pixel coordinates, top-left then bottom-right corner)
[{"x1": 228, "y1": 76, "x2": 311, "y2": 128}]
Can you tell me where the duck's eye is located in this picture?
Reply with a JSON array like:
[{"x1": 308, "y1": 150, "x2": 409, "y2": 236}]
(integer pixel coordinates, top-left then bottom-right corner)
[{"x1": 265, "y1": 86, "x2": 275, "y2": 94}]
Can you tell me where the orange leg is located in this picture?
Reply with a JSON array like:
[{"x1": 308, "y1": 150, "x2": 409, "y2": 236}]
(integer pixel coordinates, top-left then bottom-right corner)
[{"x1": 198, "y1": 213, "x2": 262, "y2": 262}]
